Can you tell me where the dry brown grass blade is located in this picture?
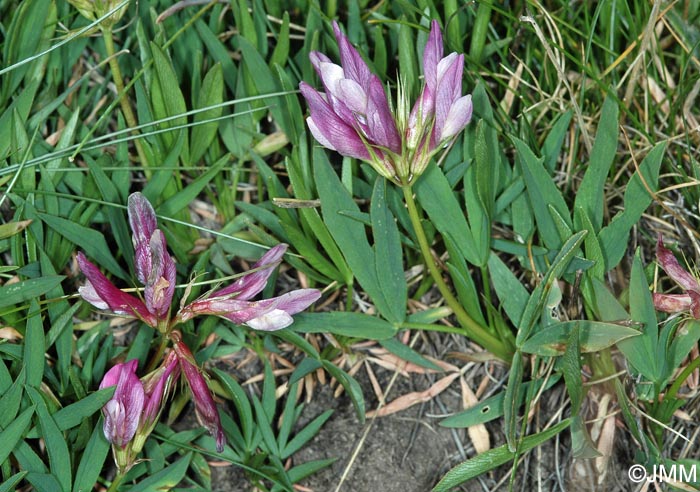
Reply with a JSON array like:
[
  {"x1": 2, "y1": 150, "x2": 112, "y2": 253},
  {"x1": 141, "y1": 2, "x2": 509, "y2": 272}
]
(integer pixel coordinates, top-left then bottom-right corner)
[
  {"x1": 366, "y1": 372, "x2": 460, "y2": 418},
  {"x1": 460, "y1": 376, "x2": 490, "y2": 454}
]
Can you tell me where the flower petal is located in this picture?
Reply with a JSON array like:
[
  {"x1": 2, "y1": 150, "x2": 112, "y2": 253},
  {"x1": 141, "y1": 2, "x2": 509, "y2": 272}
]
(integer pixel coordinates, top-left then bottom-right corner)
[
  {"x1": 653, "y1": 293, "x2": 692, "y2": 314},
  {"x1": 657, "y1": 236, "x2": 699, "y2": 292},
  {"x1": 212, "y1": 244, "x2": 287, "y2": 300},
  {"x1": 423, "y1": 20, "x2": 444, "y2": 90},
  {"x1": 128, "y1": 193, "x2": 158, "y2": 284},
  {"x1": 173, "y1": 341, "x2": 226, "y2": 453},
  {"x1": 439, "y1": 94, "x2": 473, "y2": 141},
  {"x1": 144, "y1": 230, "x2": 176, "y2": 317},
  {"x1": 300, "y1": 82, "x2": 371, "y2": 160},
  {"x1": 100, "y1": 359, "x2": 145, "y2": 448},
  {"x1": 77, "y1": 253, "x2": 157, "y2": 326},
  {"x1": 333, "y1": 21, "x2": 372, "y2": 87}
]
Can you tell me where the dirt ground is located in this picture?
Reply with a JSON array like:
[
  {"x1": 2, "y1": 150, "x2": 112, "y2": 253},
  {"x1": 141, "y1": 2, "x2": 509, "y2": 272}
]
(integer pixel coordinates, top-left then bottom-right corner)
[{"x1": 209, "y1": 358, "x2": 639, "y2": 492}]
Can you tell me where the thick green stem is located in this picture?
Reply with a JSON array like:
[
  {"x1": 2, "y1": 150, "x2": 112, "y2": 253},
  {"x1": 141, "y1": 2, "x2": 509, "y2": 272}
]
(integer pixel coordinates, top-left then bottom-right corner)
[
  {"x1": 402, "y1": 185, "x2": 511, "y2": 361},
  {"x1": 102, "y1": 28, "x2": 149, "y2": 167}
]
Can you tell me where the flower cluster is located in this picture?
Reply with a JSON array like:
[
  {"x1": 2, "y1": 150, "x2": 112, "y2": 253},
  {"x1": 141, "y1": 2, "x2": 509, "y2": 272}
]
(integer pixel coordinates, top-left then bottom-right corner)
[
  {"x1": 79, "y1": 192, "x2": 321, "y2": 468},
  {"x1": 300, "y1": 20, "x2": 472, "y2": 185},
  {"x1": 653, "y1": 235, "x2": 700, "y2": 318}
]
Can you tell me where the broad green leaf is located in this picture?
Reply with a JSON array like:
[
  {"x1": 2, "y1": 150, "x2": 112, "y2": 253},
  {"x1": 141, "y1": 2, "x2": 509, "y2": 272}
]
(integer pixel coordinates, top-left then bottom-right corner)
[
  {"x1": 433, "y1": 419, "x2": 571, "y2": 491},
  {"x1": 488, "y1": 252, "x2": 530, "y2": 326},
  {"x1": 562, "y1": 324, "x2": 583, "y2": 414},
  {"x1": 599, "y1": 142, "x2": 664, "y2": 270},
  {"x1": 322, "y1": 360, "x2": 365, "y2": 422},
  {"x1": 314, "y1": 149, "x2": 395, "y2": 320},
  {"x1": 542, "y1": 111, "x2": 573, "y2": 172},
  {"x1": 269, "y1": 12, "x2": 290, "y2": 68},
  {"x1": 516, "y1": 231, "x2": 587, "y2": 345},
  {"x1": 398, "y1": 17, "x2": 418, "y2": 96},
  {"x1": 0, "y1": 369, "x2": 24, "y2": 428},
  {"x1": 617, "y1": 251, "x2": 660, "y2": 383},
  {"x1": 292, "y1": 312, "x2": 396, "y2": 340},
  {"x1": 0, "y1": 472, "x2": 27, "y2": 492},
  {"x1": 212, "y1": 369, "x2": 253, "y2": 448},
  {"x1": 503, "y1": 352, "x2": 523, "y2": 452},
  {"x1": 0, "y1": 220, "x2": 31, "y2": 239},
  {"x1": 521, "y1": 321, "x2": 640, "y2": 356},
  {"x1": 575, "y1": 95, "x2": 619, "y2": 231},
  {"x1": 512, "y1": 136, "x2": 571, "y2": 250},
  {"x1": 414, "y1": 163, "x2": 479, "y2": 264},
  {"x1": 370, "y1": 178, "x2": 407, "y2": 323},
  {"x1": 282, "y1": 409, "x2": 333, "y2": 459},
  {"x1": 27, "y1": 388, "x2": 114, "y2": 438}
]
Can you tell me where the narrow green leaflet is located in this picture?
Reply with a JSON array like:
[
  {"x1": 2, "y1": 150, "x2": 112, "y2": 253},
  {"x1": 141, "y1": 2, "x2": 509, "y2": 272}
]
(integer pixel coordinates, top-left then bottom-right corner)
[
  {"x1": 370, "y1": 178, "x2": 407, "y2": 323},
  {"x1": 574, "y1": 95, "x2": 619, "y2": 231},
  {"x1": 24, "y1": 300, "x2": 44, "y2": 388},
  {"x1": 129, "y1": 454, "x2": 193, "y2": 492},
  {"x1": 440, "y1": 375, "x2": 561, "y2": 428},
  {"x1": 433, "y1": 419, "x2": 571, "y2": 491},
  {"x1": 72, "y1": 424, "x2": 110, "y2": 492},
  {"x1": 512, "y1": 136, "x2": 571, "y2": 250},
  {"x1": 0, "y1": 406, "x2": 35, "y2": 467},
  {"x1": 291, "y1": 312, "x2": 396, "y2": 340},
  {"x1": 520, "y1": 321, "x2": 640, "y2": 356},
  {"x1": 190, "y1": 63, "x2": 224, "y2": 164},
  {"x1": 27, "y1": 387, "x2": 71, "y2": 492},
  {"x1": 0, "y1": 276, "x2": 64, "y2": 311}
]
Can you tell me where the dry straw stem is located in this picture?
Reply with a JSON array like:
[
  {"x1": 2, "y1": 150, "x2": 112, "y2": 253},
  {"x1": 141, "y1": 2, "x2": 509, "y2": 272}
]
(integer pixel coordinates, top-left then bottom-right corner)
[{"x1": 520, "y1": 2, "x2": 592, "y2": 152}]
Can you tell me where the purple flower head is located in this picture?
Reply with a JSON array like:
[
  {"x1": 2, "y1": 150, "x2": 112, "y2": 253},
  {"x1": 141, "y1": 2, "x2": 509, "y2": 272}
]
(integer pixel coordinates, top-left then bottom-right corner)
[
  {"x1": 300, "y1": 20, "x2": 472, "y2": 184},
  {"x1": 175, "y1": 244, "x2": 322, "y2": 331},
  {"x1": 78, "y1": 193, "x2": 176, "y2": 329},
  {"x1": 653, "y1": 235, "x2": 700, "y2": 318},
  {"x1": 300, "y1": 21, "x2": 402, "y2": 181},
  {"x1": 173, "y1": 339, "x2": 226, "y2": 453},
  {"x1": 99, "y1": 359, "x2": 145, "y2": 448}
]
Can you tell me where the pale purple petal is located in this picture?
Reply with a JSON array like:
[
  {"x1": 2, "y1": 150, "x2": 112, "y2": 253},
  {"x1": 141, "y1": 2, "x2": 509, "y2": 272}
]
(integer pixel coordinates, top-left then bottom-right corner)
[
  {"x1": 423, "y1": 20, "x2": 444, "y2": 89},
  {"x1": 300, "y1": 82, "x2": 371, "y2": 160},
  {"x1": 212, "y1": 244, "x2": 287, "y2": 299},
  {"x1": 307, "y1": 117, "x2": 337, "y2": 150},
  {"x1": 433, "y1": 54, "x2": 464, "y2": 146},
  {"x1": 78, "y1": 281, "x2": 109, "y2": 310},
  {"x1": 333, "y1": 21, "x2": 372, "y2": 87},
  {"x1": 366, "y1": 77, "x2": 401, "y2": 152},
  {"x1": 100, "y1": 359, "x2": 145, "y2": 448},
  {"x1": 439, "y1": 94, "x2": 473, "y2": 141},
  {"x1": 128, "y1": 193, "x2": 158, "y2": 284},
  {"x1": 338, "y1": 78, "x2": 368, "y2": 114},
  {"x1": 77, "y1": 253, "x2": 157, "y2": 327},
  {"x1": 657, "y1": 236, "x2": 699, "y2": 292}
]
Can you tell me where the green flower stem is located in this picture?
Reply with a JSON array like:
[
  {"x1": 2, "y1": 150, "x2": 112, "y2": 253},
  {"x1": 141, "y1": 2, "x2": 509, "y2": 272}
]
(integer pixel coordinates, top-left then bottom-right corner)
[
  {"x1": 101, "y1": 27, "x2": 149, "y2": 167},
  {"x1": 106, "y1": 470, "x2": 125, "y2": 492},
  {"x1": 402, "y1": 185, "x2": 511, "y2": 361},
  {"x1": 666, "y1": 352, "x2": 700, "y2": 401},
  {"x1": 146, "y1": 332, "x2": 170, "y2": 373}
]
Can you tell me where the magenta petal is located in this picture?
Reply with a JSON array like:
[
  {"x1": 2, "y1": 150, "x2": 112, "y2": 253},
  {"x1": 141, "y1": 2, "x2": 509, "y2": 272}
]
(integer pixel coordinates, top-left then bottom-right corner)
[
  {"x1": 141, "y1": 351, "x2": 180, "y2": 428},
  {"x1": 174, "y1": 342, "x2": 226, "y2": 453},
  {"x1": 100, "y1": 359, "x2": 145, "y2": 448},
  {"x1": 77, "y1": 253, "x2": 157, "y2": 327},
  {"x1": 128, "y1": 193, "x2": 158, "y2": 284},
  {"x1": 656, "y1": 236, "x2": 699, "y2": 292},
  {"x1": 212, "y1": 244, "x2": 287, "y2": 300},
  {"x1": 366, "y1": 77, "x2": 401, "y2": 152}
]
